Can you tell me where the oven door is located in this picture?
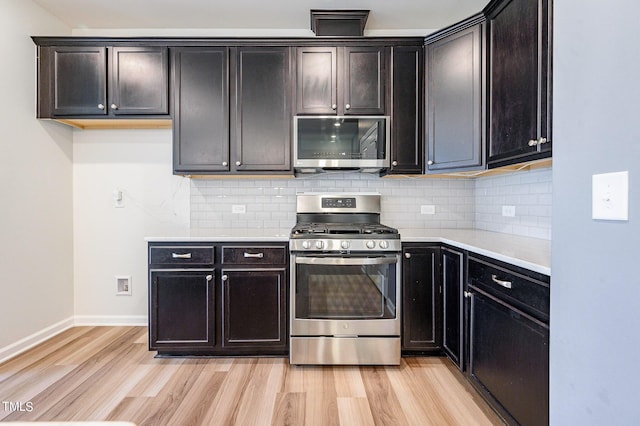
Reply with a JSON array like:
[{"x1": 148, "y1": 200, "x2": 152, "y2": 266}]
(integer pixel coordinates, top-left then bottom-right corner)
[{"x1": 291, "y1": 254, "x2": 401, "y2": 336}]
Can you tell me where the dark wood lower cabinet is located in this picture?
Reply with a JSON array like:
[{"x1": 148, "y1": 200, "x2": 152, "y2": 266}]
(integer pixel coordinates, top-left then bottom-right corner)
[
  {"x1": 149, "y1": 269, "x2": 215, "y2": 350},
  {"x1": 441, "y1": 247, "x2": 464, "y2": 369},
  {"x1": 401, "y1": 244, "x2": 441, "y2": 353},
  {"x1": 221, "y1": 269, "x2": 287, "y2": 351},
  {"x1": 148, "y1": 242, "x2": 288, "y2": 356}
]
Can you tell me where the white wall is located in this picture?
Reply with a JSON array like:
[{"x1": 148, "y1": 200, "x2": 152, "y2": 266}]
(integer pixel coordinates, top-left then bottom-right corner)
[
  {"x1": 552, "y1": 0, "x2": 640, "y2": 423},
  {"x1": 0, "y1": 1, "x2": 72, "y2": 353},
  {"x1": 73, "y1": 129, "x2": 190, "y2": 323}
]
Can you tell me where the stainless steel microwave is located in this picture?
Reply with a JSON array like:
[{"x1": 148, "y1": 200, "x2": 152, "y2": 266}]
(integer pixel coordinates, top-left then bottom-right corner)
[{"x1": 293, "y1": 116, "x2": 390, "y2": 174}]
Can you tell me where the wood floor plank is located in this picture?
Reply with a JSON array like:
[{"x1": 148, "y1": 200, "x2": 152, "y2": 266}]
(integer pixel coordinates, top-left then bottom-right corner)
[{"x1": 0, "y1": 327, "x2": 503, "y2": 425}]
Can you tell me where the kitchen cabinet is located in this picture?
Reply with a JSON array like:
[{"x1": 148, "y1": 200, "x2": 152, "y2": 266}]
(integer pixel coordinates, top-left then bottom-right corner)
[
  {"x1": 148, "y1": 244, "x2": 216, "y2": 351},
  {"x1": 485, "y1": 0, "x2": 552, "y2": 167},
  {"x1": 148, "y1": 242, "x2": 288, "y2": 356},
  {"x1": 173, "y1": 46, "x2": 292, "y2": 175},
  {"x1": 426, "y1": 16, "x2": 485, "y2": 173},
  {"x1": 220, "y1": 245, "x2": 288, "y2": 352},
  {"x1": 401, "y1": 244, "x2": 441, "y2": 353},
  {"x1": 295, "y1": 46, "x2": 388, "y2": 115},
  {"x1": 389, "y1": 45, "x2": 424, "y2": 174},
  {"x1": 441, "y1": 246, "x2": 465, "y2": 370},
  {"x1": 37, "y1": 45, "x2": 168, "y2": 118},
  {"x1": 467, "y1": 254, "x2": 550, "y2": 426}
]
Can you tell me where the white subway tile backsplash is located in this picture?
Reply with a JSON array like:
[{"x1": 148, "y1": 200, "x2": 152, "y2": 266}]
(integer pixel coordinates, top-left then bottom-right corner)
[{"x1": 190, "y1": 168, "x2": 552, "y2": 240}]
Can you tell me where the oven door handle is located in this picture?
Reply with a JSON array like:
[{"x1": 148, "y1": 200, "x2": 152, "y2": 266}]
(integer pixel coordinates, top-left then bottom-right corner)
[{"x1": 294, "y1": 256, "x2": 397, "y2": 266}]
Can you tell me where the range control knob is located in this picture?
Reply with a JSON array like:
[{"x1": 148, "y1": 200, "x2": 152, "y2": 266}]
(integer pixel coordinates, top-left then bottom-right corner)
[
  {"x1": 315, "y1": 240, "x2": 325, "y2": 250},
  {"x1": 341, "y1": 240, "x2": 350, "y2": 250},
  {"x1": 302, "y1": 240, "x2": 312, "y2": 249},
  {"x1": 366, "y1": 240, "x2": 376, "y2": 249},
  {"x1": 379, "y1": 240, "x2": 389, "y2": 249}
]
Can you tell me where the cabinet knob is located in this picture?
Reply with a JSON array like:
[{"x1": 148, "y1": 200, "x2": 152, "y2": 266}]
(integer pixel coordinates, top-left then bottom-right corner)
[
  {"x1": 538, "y1": 137, "x2": 548, "y2": 145},
  {"x1": 206, "y1": 275, "x2": 213, "y2": 282},
  {"x1": 110, "y1": 104, "x2": 118, "y2": 110},
  {"x1": 222, "y1": 161, "x2": 228, "y2": 167},
  {"x1": 222, "y1": 274, "x2": 228, "y2": 281},
  {"x1": 235, "y1": 161, "x2": 241, "y2": 166},
  {"x1": 97, "y1": 103, "x2": 105, "y2": 110},
  {"x1": 345, "y1": 104, "x2": 351, "y2": 110},
  {"x1": 427, "y1": 160, "x2": 434, "y2": 165},
  {"x1": 464, "y1": 291, "x2": 472, "y2": 298},
  {"x1": 392, "y1": 160, "x2": 398, "y2": 166},
  {"x1": 528, "y1": 139, "x2": 538, "y2": 147},
  {"x1": 405, "y1": 252, "x2": 411, "y2": 259},
  {"x1": 331, "y1": 104, "x2": 337, "y2": 110}
]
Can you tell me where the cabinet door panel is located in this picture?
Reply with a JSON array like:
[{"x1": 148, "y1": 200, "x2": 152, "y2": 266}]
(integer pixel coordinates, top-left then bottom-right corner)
[
  {"x1": 469, "y1": 290, "x2": 549, "y2": 426},
  {"x1": 234, "y1": 47, "x2": 292, "y2": 171},
  {"x1": 488, "y1": 0, "x2": 551, "y2": 166},
  {"x1": 427, "y1": 24, "x2": 483, "y2": 172},
  {"x1": 343, "y1": 47, "x2": 387, "y2": 115},
  {"x1": 173, "y1": 47, "x2": 229, "y2": 173},
  {"x1": 296, "y1": 47, "x2": 337, "y2": 114},
  {"x1": 402, "y1": 245, "x2": 441, "y2": 351},
  {"x1": 442, "y1": 248, "x2": 464, "y2": 369},
  {"x1": 390, "y1": 46, "x2": 423, "y2": 174},
  {"x1": 149, "y1": 270, "x2": 214, "y2": 349},
  {"x1": 110, "y1": 47, "x2": 168, "y2": 115},
  {"x1": 222, "y1": 269, "x2": 287, "y2": 348},
  {"x1": 51, "y1": 46, "x2": 106, "y2": 116}
]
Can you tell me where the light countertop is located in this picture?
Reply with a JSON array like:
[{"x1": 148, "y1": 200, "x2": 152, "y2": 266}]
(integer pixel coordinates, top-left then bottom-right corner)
[{"x1": 146, "y1": 228, "x2": 550, "y2": 275}]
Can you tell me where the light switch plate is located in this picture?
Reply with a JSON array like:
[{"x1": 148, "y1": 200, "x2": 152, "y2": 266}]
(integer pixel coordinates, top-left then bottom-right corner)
[{"x1": 592, "y1": 171, "x2": 629, "y2": 220}]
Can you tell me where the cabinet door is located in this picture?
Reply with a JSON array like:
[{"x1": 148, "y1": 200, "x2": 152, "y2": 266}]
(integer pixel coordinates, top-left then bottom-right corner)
[
  {"x1": 389, "y1": 45, "x2": 423, "y2": 174},
  {"x1": 402, "y1": 245, "x2": 441, "y2": 352},
  {"x1": 109, "y1": 47, "x2": 168, "y2": 115},
  {"x1": 442, "y1": 247, "x2": 464, "y2": 369},
  {"x1": 172, "y1": 47, "x2": 230, "y2": 173},
  {"x1": 427, "y1": 23, "x2": 484, "y2": 172},
  {"x1": 296, "y1": 47, "x2": 337, "y2": 114},
  {"x1": 469, "y1": 289, "x2": 549, "y2": 426},
  {"x1": 221, "y1": 269, "x2": 287, "y2": 351},
  {"x1": 149, "y1": 270, "x2": 215, "y2": 349},
  {"x1": 487, "y1": 0, "x2": 552, "y2": 167},
  {"x1": 233, "y1": 47, "x2": 292, "y2": 172},
  {"x1": 342, "y1": 46, "x2": 387, "y2": 115},
  {"x1": 49, "y1": 46, "x2": 107, "y2": 116}
]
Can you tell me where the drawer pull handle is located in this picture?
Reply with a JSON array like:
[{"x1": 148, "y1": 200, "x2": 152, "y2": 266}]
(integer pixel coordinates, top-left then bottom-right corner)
[
  {"x1": 244, "y1": 252, "x2": 264, "y2": 258},
  {"x1": 171, "y1": 253, "x2": 192, "y2": 259},
  {"x1": 491, "y1": 274, "x2": 512, "y2": 289}
]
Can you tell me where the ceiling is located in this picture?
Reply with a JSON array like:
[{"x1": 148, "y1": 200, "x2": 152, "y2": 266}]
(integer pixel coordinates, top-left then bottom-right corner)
[{"x1": 31, "y1": 0, "x2": 490, "y2": 35}]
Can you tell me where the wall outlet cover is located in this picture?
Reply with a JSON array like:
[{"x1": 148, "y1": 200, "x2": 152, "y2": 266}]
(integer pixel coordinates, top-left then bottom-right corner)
[
  {"x1": 420, "y1": 205, "x2": 436, "y2": 215},
  {"x1": 592, "y1": 171, "x2": 629, "y2": 221},
  {"x1": 502, "y1": 205, "x2": 516, "y2": 217},
  {"x1": 232, "y1": 205, "x2": 246, "y2": 214}
]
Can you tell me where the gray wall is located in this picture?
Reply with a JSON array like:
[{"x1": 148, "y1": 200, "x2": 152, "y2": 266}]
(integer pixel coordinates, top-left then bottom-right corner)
[{"x1": 552, "y1": 0, "x2": 640, "y2": 423}]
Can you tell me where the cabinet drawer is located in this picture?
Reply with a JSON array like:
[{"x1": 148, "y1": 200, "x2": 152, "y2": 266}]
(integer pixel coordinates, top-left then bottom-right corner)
[
  {"x1": 149, "y1": 245, "x2": 215, "y2": 266},
  {"x1": 221, "y1": 246, "x2": 287, "y2": 265},
  {"x1": 468, "y1": 256, "x2": 549, "y2": 321}
]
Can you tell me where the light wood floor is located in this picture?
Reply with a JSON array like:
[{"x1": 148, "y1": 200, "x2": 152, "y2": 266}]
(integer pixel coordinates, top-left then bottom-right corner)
[{"x1": 0, "y1": 326, "x2": 502, "y2": 425}]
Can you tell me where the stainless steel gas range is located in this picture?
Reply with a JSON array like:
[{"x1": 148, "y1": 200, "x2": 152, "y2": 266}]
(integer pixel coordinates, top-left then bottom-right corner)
[{"x1": 289, "y1": 193, "x2": 401, "y2": 365}]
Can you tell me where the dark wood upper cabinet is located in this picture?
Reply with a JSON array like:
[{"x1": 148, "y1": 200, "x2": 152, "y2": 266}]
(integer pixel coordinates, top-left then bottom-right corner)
[
  {"x1": 232, "y1": 47, "x2": 292, "y2": 172},
  {"x1": 389, "y1": 45, "x2": 424, "y2": 174},
  {"x1": 39, "y1": 45, "x2": 168, "y2": 118},
  {"x1": 296, "y1": 45, "x2": 387, "y2": 115},
  {"x1": 426, "y1": 17, "x2": 485, "y2": 172},
  {"x1": 172, "y1": 47, "x2": 230, "y2": 174},
  {"x1": 108, "y1": 47, "x2": 169, "y2": 115},
  {"x1": 486, "y1": 0, "x2": 552, "y2": 167}
]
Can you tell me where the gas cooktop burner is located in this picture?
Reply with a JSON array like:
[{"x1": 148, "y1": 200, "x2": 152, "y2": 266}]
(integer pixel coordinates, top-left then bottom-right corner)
[{"x1": 291, "y1": 223, "x2": 399, "y2": 237}]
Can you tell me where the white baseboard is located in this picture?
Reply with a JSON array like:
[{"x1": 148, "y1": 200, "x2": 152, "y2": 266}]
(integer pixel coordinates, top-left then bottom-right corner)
[
  {"x1": 0, "y1": 315, "x2": 148, "y2": 364},
  {"x1": 73, "y1": 315, "x2": 148, "y2": 326},
  {"x1": 0, "y1": 316, "x2": 74, "y2": 365}
]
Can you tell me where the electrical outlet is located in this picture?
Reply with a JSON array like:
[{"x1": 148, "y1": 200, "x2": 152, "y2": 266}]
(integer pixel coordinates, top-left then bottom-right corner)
[
  {"x1": 232, "y1": 205, "x2": 246, "y2": 214},
  {"x1": 420, "y1": 205, "x2": 436, "y2": 215},
  {"x1": 502, "y1": 205, "x2": 516, "y2": 217}
]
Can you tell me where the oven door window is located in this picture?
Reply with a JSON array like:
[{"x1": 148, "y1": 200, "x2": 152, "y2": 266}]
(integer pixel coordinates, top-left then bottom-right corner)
[{"x1": 295, "y1": 256, "x2": 397, "y2": 319}]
